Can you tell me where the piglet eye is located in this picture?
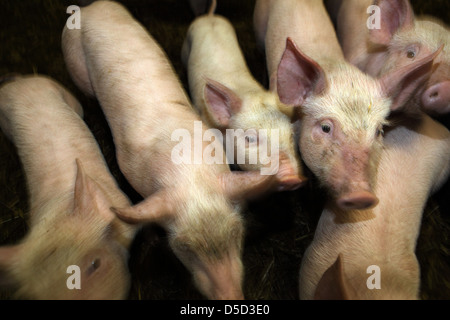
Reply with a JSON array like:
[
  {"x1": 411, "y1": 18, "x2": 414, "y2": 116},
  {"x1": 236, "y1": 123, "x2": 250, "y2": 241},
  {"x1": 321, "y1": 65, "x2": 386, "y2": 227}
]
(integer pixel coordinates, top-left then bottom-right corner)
[
  {"x1": 245, "y1": 134, "x2": 258, "y2": 145},
  {"x1": 321, "y1": 124, "x2": 331, "y2": 134},
  {"x1": 87, "y1": 258, "x2": 101, "y2": 275},
  {"x1": 406, "y1": 50, "x2": 416, "y2": 59},
  {"x1": 92, "y1": 258, "x2": 101, "y2": 270}
]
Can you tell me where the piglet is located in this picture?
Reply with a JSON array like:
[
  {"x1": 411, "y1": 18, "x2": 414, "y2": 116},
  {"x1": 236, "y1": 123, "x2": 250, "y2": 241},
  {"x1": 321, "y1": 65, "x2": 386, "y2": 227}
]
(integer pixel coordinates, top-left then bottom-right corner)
[
  {"x1": 62, "y1": 0, "x2": 281, "y2": 300},
  {"x1": 182, "y1": 0, "x2": 305, "y2": 190},
  {"x1": 326, "y1": 0, "x2": 450, "y2": 116},
  {"x1": 253, "y1": 0, "x2": 439, "y2": 210},
  {"x1": 299, "y1": 112, "x2": 450, "y2": 299},
  {"x1": 0, "y1": 75, "x2": 136, "y2": 299}
]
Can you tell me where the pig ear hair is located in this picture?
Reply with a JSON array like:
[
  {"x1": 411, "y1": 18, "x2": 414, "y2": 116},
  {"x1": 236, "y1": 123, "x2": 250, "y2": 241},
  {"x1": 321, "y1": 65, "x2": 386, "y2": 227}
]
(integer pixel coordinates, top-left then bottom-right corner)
[
  {"x1": 370, "y1": 0, "x2": 415, "y2": 46},
  {"x1": 73, "y1": 158, "x2": 115, "y2": 223},
  {"x1": 277, "y1": 38, "x2": 328, "y2": 107},
  {"x1": 314, "y1": 254, "x2": 356, "y2": 300},
  {"x1": 204, "y1": 78, "x2": 242, "y2": 128},
  {"x1": 220, "y1": 171, "x2": 277, "y2": 202},
  {"x1": 111, "y1": 190, "x2": 174, "y2": 225},
  {"x1": 0, "y1": 245, "x2": 21, "y2": 287},
  {"x1": 380, "y1": 46, "x2": 442, "y2": 112}
]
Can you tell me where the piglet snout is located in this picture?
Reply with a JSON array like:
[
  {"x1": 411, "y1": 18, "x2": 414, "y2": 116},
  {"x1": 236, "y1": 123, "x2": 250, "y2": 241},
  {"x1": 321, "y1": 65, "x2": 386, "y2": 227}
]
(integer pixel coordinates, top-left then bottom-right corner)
[
  {"x1": 337, "y1": 191, "x2": 379, "y2": 211},
  {"x1": 277, "y1": 175, "x2": 307, "y2": 191},
  {"x1": 276, "y1": 152, "x2": 307, "y2": 191},
  {"x1": 421, "y1": 81, "x2": 450, "y2": 114}
]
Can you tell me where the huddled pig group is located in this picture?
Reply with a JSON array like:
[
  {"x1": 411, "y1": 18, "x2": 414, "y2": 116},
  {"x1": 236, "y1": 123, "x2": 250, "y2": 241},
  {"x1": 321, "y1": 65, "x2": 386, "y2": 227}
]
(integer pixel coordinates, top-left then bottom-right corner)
[{"x1": 0, "y1": 0, "x2": 448, "y2": 300}]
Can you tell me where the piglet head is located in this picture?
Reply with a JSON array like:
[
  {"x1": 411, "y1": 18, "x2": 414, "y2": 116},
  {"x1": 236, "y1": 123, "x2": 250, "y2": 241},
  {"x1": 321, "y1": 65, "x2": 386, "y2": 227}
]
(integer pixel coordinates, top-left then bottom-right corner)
[
  {"x1": 369, "y1": 0, "x2": 450, "y2": 115},
  {"x1": 277, "y1": 38, "x2": 383, "y2": 210},
  {"x1": 112, "y1": 169, "x2": 285, "y2": 299},
  {"x1": 168, "y1": 202, "x2": 245, "y2": 300},
  {"x1": 113, "y1": 187, "x2": 245, "y2": 300},
  {"x1": 203, "y1": 78, "x2": 306, "y2": 191},
  {"x1": 277, "y1": 38, "x2": 438, "y2": 210},
  {"x1": 0, "y1": 159, "x2": 132, "y2": 300}
]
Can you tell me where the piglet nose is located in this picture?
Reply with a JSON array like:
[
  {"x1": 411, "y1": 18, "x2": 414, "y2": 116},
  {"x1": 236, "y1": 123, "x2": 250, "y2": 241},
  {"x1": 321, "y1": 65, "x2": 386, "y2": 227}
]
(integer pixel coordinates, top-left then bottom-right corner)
[
  {"x1": 421, "y1": 81, "x2": 450, "y2": 114},
  {"x1": 277, "y1": 175, "x2": 308, "y2": 191},
  {"x1": 337, "y1": 191, "x2": 379, "y2": 211},
  {"x1": 276, "y1": 151, "x2": 307, "y2": 191}
]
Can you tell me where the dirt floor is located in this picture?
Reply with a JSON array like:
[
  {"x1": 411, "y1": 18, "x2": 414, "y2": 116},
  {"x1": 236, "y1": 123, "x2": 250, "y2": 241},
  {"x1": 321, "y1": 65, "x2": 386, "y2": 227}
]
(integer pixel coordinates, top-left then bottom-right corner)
[{"x1": 0, "y1": 0, "x2": 449, "y2": 300}]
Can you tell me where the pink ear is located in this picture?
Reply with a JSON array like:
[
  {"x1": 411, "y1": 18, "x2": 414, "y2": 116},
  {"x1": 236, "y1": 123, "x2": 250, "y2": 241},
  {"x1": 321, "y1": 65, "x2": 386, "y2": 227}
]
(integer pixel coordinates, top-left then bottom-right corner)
[
  {"x1": 380, "y1": 46, "x2": 442, "y2": 112},
  {"x1": 0, "y1": 244, "x2": 21, "y2": 287},
  {"x1": 314, "y1": 254, "x2": 355, "y2": 300},
  {"x1": 73, "y1": 158, "x2": 115, "y2": 222},
  {"x1": 204, "y1": 78, "x2": 242, "y2": 128},
  {"x1": 370, "y1": 0, "x2": 415, "y2": 46},
  {"x1": 277, "y1": 38, "x2": 327, "y2": 106}
]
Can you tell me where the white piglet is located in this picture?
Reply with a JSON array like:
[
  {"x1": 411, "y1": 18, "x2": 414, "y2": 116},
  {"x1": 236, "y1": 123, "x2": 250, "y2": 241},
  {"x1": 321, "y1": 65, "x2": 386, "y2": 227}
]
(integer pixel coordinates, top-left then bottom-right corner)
[
  {"x1": 253, "y1": 0, "x2": 440, "y2": 210},
  {"x1": 326, "y1": 0, "x2": 450, "y2": 116},
  {"x1": 182, "y1": 0, "x2": 305, "y2": 190},
  {"x1": 62, "y1": 1, "x2": 282, "y2": 300},
  {"x1": 299, "y1": 112, "x2": 450, "y2": 299},
  {"x1": 0, "y1": 75, "x2": 136, "y2": 300}
]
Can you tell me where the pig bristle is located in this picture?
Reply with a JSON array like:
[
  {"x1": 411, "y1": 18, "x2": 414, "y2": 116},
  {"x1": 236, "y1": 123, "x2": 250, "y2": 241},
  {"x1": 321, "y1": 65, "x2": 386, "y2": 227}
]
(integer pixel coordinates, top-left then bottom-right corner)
[
  {"x1": 169, "y1": 174, "x2": 244, "y2": 261},
  {"x1": 304, "y1": 64, "x2": 391, "y2": 141},
  {"x1": 391, "y1": 19, "x2": 449, "y2": 55}
]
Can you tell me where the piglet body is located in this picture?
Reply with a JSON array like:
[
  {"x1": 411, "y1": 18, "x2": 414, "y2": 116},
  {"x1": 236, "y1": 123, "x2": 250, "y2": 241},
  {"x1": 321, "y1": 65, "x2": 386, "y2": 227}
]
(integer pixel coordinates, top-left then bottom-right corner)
[
  {"x1": 299, "y1": 113, "x2": 450, "y2": 299},
  {"x1": 254, "y1": 0, "x2": 438, "y2": 210},
  {"x1": 62, "y1": 1, "x2": 279, "y2": 300},
  {"x1": 0, "y1": 75, "x2": 136, "y2": 299},
  {"x1": 182, "y1": 1, "x2": 304, "y2": 190},
  {"x1": 326, "y1": 0, "x2": 450, "y2": 115}
]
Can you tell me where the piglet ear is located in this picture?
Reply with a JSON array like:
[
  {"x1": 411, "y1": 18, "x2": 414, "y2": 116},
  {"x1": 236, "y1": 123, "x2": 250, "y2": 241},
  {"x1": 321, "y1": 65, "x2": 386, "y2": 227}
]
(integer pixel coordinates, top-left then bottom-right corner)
[
  {"x1": 380, "y1": 46, "x2": 442, "y2": 112},
  {"x1": 314, "y1": 254, "x2": 355, "y2": 300},
  {"x1": 111, "y1": 190, "x2": 174, "y2": 226},
  {"x1": 0, "y1": 244, "x2": 22, "y2": 287},
  {"x1": 277, "y1": 38, "x2": 328, "y2": 106},
  {"x1": 204, "y1": 78, "x2": 242, "y2": 128},
  {"x1": 73, "y1": 158, "x2": 114, "y2": 223},
  {"x1": 370, "y1": 0, "x2": 415, "y2": 46}
]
